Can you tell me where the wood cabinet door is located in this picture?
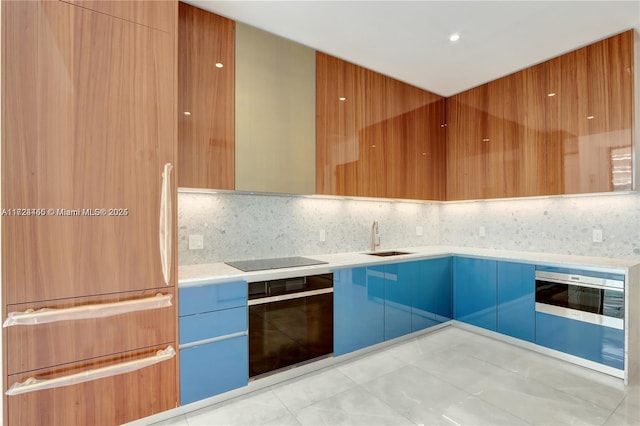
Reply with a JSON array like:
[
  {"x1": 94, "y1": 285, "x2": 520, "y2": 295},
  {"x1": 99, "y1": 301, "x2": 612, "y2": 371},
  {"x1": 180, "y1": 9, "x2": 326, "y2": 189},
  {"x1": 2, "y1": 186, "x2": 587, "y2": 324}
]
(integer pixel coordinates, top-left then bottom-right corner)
[
  {"x1": 446, "y1": 83, "x2": 503, "y2": 200},
  {"x1": 178, "y1": 3, "x2": 235, "y2": 189},
  {"x1": 2, "y1": 0, "x2": 177, "y2": 304},
  {"x1": 316, "y1": 53, "x2": 445, "y2": 200},
  {"x1": 545, "y1": 30, "x2": 634, "y2": 195}
]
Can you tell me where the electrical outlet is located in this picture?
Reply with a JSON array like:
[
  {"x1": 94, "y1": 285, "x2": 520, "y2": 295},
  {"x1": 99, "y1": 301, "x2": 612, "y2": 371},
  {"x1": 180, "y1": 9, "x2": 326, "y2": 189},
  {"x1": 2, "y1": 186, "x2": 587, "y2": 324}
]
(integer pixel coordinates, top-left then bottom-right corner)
[
  {"x1": 592, "y1": 229, "x2": 603, "y2": 243},
  {"x1": 189, "y1": 234, "x2": 204, "y2": 250},
  {"x1": 416, "y1": 226, "x2": 423, "y2": 236},
  {"x1": 479, "y1": 226, "x2": 486, "y2": 237},
  {"x1": 319, "y1": 229, "x2": 326, "y2": 242}
]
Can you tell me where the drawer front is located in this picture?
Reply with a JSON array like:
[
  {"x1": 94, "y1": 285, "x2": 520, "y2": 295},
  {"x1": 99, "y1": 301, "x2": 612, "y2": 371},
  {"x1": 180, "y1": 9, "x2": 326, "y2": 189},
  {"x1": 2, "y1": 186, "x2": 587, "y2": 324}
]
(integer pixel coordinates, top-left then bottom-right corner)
[
  {"x1": 536, "y1": 312, "x2": 624, "y2": 370},
  {"x1": 180, "y1": 306, "x2": 247, "y2": 345},
  {"x1": 180, "y1": 335, "x2": 248, "y2": 405},
  {"x1": 179, "y1": 281, "x2": 247, "y2": 316},
  {"x1": 7, "y1": 345, "x2": 177, "y2": 426},
  {"x1": 6, "y1": 288, "x2": 176, "y2": 375}
]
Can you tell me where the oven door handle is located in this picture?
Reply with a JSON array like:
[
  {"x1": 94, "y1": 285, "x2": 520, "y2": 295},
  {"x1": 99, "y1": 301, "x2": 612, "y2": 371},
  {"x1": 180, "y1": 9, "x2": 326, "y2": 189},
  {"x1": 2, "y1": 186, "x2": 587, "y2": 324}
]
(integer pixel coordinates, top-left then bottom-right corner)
[{"x1": 248, "y1": 288, "x2": 333, "y2": 306}]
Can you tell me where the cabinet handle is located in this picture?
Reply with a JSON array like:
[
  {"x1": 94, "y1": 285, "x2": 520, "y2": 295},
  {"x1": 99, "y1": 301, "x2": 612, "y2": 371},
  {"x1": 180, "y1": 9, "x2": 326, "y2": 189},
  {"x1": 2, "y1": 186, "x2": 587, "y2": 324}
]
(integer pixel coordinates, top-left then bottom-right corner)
[
  {"x1": 160, "y1": 163, "x2": 173, "y2": 285},
  {"x1": 5, "y1": 346, "x2": 176, "y2": 396},
  {"x1": 3, "y1": 293, "x2": 172, "y2": 327}
]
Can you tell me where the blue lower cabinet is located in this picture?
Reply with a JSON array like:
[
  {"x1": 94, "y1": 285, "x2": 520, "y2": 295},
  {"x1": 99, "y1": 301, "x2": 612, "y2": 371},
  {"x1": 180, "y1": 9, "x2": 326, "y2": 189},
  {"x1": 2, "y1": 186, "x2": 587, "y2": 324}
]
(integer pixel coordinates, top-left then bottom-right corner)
[
  {"x1": 536, "y1": 312, "x2": 624, "y2": 370},
  {"x1": 453, "y1": 257, "x2": 497, "y2": 331},
  {"x1": 412, "y1": 257, "x2": 452, "y2": 331},
  {"x1": 334, "y1": 267, "x2": 384, "y2": 355},
  {"x1": 180, "y1": 335, "x2": 248, "y2": 405},
  {"x1": 497, "y1": 261, "x2": 535, "y2": 342},
  {"x1": 384, "y1": 262, "x2": 415, "y2": 340}
]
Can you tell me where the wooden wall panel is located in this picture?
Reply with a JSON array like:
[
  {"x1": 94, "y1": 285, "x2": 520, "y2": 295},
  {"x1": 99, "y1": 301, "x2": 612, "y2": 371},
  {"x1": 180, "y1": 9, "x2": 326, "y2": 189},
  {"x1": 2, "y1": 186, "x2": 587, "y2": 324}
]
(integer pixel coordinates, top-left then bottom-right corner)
[
  {"x1": 317, "y1": 52, "x2": 446, "y2": 200},
  {"x1": 2, "y1": 0, "x2": 177, "y2": 304},
  {"x1": 178, "y1": 3, "x2": 235, "y2": 189}
]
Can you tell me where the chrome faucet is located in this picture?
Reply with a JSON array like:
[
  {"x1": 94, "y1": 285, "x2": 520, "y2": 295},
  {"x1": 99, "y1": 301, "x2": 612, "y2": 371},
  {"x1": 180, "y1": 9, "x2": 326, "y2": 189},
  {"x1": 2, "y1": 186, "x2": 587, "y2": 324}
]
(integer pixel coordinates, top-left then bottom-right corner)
[{"x1": 370, "y1": 220, "x2": 381, "y2": 252}]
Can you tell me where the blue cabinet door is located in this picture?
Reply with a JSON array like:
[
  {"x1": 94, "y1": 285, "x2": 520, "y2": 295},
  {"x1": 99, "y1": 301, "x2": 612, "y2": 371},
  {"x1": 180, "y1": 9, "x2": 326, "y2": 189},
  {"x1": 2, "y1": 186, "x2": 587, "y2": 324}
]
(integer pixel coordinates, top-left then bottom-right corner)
[
  {"x1": 536, "y1": 312, "x2": 624, "y2": 370},
  {"x1": 497, "y1": 261, "x2": 535, "y2": 342},
  {"x1": 334, "y1": 267, "x2": 384, "y2": 355},
  {"x1": 385, "y1": 262, "x2": 415, "y2": 340},
  {"x1": 180, "y1": 335, "x2": 248, "y2": 405},
  {"x1": 412, "y1": 257, "x2": 452, "y2": 331},
  {"x1": 453, "y1": 257, "x2": 497, "y2": 331}
]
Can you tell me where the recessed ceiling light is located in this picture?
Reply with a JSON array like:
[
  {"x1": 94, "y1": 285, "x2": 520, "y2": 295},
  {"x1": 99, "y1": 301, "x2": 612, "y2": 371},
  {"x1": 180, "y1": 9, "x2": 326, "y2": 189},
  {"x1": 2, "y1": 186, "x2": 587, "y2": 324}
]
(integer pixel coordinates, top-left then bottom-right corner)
[
  {"x1": 215, "y1": 62, "x2": 224, "y2": 68},
  {"x1": 547, "y1": 92, "x2": 556, "y2": 97},
  {"x1": 449, "y1": 33, "x2": 461, "y2": 42},
  {"x1": 587, "y1": 115, "x2": 595, "y2": 120},
  {"x1": 184, "y1": 111, "x2": 191, "y2": 116},
  {"x1": 339, "y1": 97, "x2": 346, "y2": 101},
  {"x1": 482, "y1": 138, "x2": 490, "y2": 142}
]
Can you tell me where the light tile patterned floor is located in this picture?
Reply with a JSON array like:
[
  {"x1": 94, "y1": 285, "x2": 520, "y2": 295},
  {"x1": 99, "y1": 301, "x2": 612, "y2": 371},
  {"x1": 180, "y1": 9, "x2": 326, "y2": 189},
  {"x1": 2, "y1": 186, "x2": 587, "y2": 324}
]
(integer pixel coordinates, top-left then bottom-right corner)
[{"x1": 150, "y1": 327, "x2": 640, "y2": 426}]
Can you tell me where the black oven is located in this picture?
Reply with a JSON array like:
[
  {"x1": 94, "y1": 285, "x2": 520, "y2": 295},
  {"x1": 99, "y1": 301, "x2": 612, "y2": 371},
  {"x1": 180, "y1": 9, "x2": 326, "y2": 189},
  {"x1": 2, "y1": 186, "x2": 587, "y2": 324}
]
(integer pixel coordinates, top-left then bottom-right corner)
[
  {"x1": 535, "y1": 269, "x2": 624, "y2": 329},
  {"x1": 248, "y1": 273, "x2": 333, "y2": 378}
]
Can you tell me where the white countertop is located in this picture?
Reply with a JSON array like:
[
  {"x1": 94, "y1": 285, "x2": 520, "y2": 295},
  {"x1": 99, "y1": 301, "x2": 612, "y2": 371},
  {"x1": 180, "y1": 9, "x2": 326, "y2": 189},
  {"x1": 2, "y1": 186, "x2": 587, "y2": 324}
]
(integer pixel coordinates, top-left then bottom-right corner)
[{"x1": 179, "y1": 246, "x2": 640, "y2": 287}]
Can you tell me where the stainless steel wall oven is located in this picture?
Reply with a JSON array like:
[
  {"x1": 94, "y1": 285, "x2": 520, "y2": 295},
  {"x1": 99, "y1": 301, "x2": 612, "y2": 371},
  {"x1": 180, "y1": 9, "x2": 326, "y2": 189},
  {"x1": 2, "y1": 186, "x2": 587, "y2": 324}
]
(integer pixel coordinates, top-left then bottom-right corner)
[{"x1": 535, "y1": 268, "x2": 624, "y2": 330}]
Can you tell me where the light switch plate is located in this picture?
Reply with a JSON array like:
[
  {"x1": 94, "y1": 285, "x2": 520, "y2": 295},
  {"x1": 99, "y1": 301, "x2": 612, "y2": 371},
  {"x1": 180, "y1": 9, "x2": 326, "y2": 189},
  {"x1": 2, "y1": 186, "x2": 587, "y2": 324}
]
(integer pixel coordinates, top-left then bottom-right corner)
[
  {"x1": 319, "y1": 229, "x2": 326, "y2": 242},
  {"x1": 479, "y1": 226, "x2": 486, "y2": 237},
  {"x1": 416, "y1": 226, "x2": 423, "y2": 236},
  {"x1": 189, "y1": 234, "x2": 204, "y2": 250},
  {"x1": 592, "y1": 229, "x2": 603, "y2": 243}
]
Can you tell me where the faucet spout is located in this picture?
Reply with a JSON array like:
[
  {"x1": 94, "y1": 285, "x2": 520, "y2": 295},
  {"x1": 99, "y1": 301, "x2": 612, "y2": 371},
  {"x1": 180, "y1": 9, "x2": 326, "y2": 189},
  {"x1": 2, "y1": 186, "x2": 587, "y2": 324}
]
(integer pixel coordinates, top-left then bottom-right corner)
[{"x1": 370, "y1": 220, "x2": 381, "y2": 252}]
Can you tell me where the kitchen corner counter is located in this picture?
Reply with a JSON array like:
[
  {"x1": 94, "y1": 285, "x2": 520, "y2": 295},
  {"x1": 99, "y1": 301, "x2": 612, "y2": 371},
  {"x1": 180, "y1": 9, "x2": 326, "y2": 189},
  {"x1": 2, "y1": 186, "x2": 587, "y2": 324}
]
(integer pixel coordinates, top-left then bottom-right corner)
[{"x1": 179, "y1": 245, "x2": 640, "y2": 287}]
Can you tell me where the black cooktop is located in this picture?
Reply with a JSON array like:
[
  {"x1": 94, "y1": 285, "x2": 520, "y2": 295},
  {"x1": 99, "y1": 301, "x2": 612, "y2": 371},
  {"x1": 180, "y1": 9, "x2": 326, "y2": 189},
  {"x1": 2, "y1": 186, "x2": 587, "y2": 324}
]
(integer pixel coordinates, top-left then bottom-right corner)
[{"x1": 225, "y1": 256, "x2": 328, "y2": 272}]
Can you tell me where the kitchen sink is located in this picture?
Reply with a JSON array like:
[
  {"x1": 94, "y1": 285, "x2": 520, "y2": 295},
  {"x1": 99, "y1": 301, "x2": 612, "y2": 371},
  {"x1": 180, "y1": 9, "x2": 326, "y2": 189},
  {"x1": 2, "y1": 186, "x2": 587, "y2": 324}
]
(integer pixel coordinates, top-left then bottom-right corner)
[{"x1": 366, "y1": 251, "x2": 412, "y2": 257}]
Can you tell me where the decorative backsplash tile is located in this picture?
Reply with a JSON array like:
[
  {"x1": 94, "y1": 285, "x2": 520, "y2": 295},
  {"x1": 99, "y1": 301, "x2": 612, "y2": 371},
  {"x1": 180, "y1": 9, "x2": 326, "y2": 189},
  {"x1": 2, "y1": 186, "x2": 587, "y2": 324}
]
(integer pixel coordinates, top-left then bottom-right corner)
[
  {"x1": 440, "y1": 192, "x2": 640, "y2": 259},
  {"x1": 178, "y1": 190, "x2": 640, "y2": 265},
  {"x1": 178, "y1": 191, "x2": 439, "y2": 265}
]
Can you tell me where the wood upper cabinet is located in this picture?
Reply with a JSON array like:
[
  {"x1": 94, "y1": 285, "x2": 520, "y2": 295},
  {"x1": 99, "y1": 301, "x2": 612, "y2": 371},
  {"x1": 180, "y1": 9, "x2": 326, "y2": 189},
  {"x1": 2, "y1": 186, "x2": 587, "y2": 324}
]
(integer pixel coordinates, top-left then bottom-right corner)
[
  {"x1": 317, "y1": 53, "x2": 446, "y2": 200},
  {"x1": 545, "y1": 30, "x2": 634, "y2": 195},
  {"x1": 178, "y1": 3, "x2": 235, "y2": 189},
  {"x1": 2, "y1": 0, "x2": 177, "y2": 304},
  {"x1": 447, "y1": 65, "x2": 546, "y2": 200},
  {"x1": 447, "y1": 30, "x2": 633, "y2": 200}
]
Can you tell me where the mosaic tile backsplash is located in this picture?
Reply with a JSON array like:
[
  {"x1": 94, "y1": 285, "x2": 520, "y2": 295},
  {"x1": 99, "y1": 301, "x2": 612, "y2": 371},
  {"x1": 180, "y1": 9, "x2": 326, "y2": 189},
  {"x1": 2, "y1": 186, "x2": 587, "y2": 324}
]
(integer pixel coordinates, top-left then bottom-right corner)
[{"x1": 178, "y1": 190, "x2": 640, "y2": 265}]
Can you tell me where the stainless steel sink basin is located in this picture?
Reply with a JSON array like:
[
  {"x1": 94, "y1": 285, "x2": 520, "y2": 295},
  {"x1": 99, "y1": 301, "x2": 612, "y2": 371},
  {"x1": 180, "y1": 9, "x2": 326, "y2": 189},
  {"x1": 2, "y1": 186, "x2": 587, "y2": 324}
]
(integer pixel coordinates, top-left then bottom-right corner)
[{"x1": 366, "y1": 251, "x2": 412, "y2": 257}]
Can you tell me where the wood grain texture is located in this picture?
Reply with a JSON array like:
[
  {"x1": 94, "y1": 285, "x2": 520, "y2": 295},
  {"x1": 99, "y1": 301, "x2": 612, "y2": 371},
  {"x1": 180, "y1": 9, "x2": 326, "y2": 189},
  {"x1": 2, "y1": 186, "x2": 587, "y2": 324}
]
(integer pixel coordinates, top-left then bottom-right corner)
[
  {"x1": 65, "y1": 0, "x2": 176, "y2": 33},
  {"x1": 6, "y1": 288, "x2": 176, "y2": 375},
  {"x1": 7, "y1": 345, "x2": 177, "y2": 426},
  {"x1": 2, "y1": 0, "x2": 177, "y2": 304},
  {"x1": 177, "y1": 2, "x2": 235, "y2": 189},
  {"x1": 447, "y1": 30, "x2": 633, "y2": 200},
  {"x1": 316, "y1": 52, "x2": 446, "y2": 200},
  {"x1": 2, "y1": 1, "x2": 178, "y2": 423},
  {"x1": 545, "y1": 30, "x2": 634, "y2": 194}
]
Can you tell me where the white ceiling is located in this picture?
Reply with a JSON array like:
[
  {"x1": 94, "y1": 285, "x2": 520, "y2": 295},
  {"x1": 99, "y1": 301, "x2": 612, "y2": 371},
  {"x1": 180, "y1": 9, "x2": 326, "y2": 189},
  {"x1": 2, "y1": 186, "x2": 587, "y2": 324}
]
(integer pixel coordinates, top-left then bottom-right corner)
[{"x1": 185, "y1": 1, "x2": 640, "y2": 97}]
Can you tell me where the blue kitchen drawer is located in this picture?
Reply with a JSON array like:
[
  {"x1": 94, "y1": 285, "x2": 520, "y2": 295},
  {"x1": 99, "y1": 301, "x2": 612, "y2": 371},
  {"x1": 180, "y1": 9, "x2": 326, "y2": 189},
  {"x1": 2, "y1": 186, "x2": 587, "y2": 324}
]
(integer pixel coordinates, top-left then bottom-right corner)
[
  {"x1": 179, "y1": 306, "x2": 247, "y2": 345},
  {"x1": 180, "y1": 335, "x2": 248, "y2": 405},
  {"x1": 179, "y1": 281, "x2": 247, "y2": 316},
  {"x1": 535, "y1": 312, "x2": 624, "y2": 370}
]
